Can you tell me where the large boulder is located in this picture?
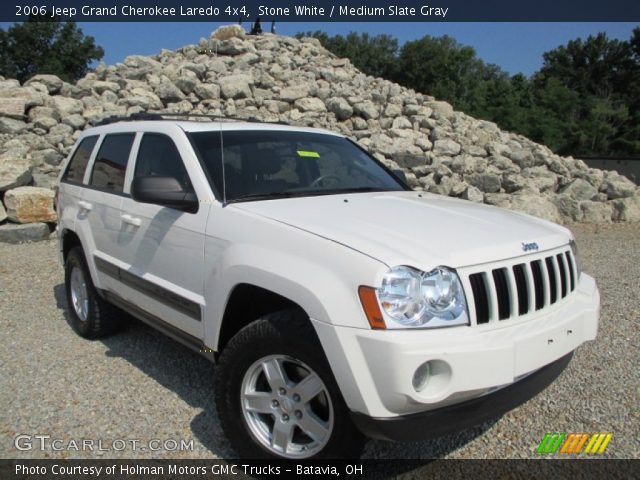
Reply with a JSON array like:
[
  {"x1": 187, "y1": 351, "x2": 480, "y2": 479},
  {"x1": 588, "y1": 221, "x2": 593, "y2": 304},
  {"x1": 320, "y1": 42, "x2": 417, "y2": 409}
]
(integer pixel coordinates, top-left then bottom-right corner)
[
  {"x1": 155, "y1": 81, "x2": 186, "y2": 104},
  {"x1": 559, "y1": 178, "x2": 598, "y2": 201},
  {"x1": 4, "y1": 186, "x2": 57, "y2": 223},
  {"x1": 461, "y1": 185, "x2": 484, "y2": 203},
  {"x1": 194, "y1": 83, "x2": 220, "y2": 100},
  {"x1": 552, "y1": 194, "x2": 583, "y2": 222},
  {"x1": 425, "y1": 100, "x2": 454, "y2": 120},
  {"x1": 510, "y1": 194, "x2": 561, "y2": 223},
  {"x1": 219, "y1": 74, "x2": 252, "y2": 99},
  {"x1": 433, "y1": 139, "x2": 461, "y2": 156},
  {"x1": 0, "y1": 156, "x2": 32, "y2": 191},
  {"x1": 353, "y1": 101, "x2": 379, "y2": 120},
  {"x1": 294, "y1": 97, "x2": 327, "y2": 113},
  {"x1": 613, "y1": 196, "x2": 640, "y2": 222},
  {"x1": 25, "y1": 74, "x2": 64, "y2": 94},
  {"x1": 211, "y1": 25, "x2": 246, "y2": 40},
  {"x1": 581, "y1": 201, "x2": 613, "y2": 223},
  {"x1": 0, "y1": 98, "x2": 27, "y2": 118},
  {"x1": 0, "y1": 86, "x2": 44, "y2": 108},
  {"x1": 0, "y1": 222, "x2": 50, "y2": 243},
  {"x1": 31, "y1": 149, "x2": 64, "y2": 167},
  {"x1": 325, "y1": 97, "x2": 353, "y2": 120},
  {"x1": 216, "y1": 37, "x2": 253, "y2": 56},
  {"x1": 279, "y1": 85, "x2": 310, "y2": 102},
  {"x1": 49, "y1": 96, "x2": 84, "y2": 116},
  {"x1": 508, "y1": 149, "x2": 538, "y2": 169},
  {"x1": 522, "y1": 166, "x2": 557, "y2": 192},
  {"x1": 0, "y1": 117, "x2": 28, "y2": 134},
  {"x1": 466, "y1": 172, "x2": 502, "y2": 193},
  {"x1": 0, "y1": 201, "x2": 7, "y2": 223},
  {"x1": 604, "y1": 174, "x2": 636, "y2": 199}
]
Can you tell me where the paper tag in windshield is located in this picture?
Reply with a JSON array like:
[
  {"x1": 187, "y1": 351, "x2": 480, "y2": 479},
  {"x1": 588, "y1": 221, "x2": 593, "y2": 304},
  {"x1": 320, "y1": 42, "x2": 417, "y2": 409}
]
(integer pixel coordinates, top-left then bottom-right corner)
[{"x1": 297, "y1": 150, "x2": 320, "y2": 158}]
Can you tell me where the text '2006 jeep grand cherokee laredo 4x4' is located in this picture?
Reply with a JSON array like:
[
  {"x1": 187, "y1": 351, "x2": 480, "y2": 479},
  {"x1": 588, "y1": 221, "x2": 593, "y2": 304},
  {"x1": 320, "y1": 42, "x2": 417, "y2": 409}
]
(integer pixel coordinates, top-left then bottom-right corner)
[{"x1": 56, "y1": 116, "x2": 600, "y2": 459}]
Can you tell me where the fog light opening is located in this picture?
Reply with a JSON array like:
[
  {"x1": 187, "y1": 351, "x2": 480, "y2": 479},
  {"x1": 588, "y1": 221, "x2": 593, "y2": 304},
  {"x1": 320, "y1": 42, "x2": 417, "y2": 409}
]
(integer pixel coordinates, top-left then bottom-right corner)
[{"x1": 412, "y1": 362, "x2": 431, "y2": 392}]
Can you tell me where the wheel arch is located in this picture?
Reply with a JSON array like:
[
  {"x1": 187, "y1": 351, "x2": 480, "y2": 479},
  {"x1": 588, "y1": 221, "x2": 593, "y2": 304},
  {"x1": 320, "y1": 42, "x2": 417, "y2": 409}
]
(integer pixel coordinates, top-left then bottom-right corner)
[
  {"x1": 60, "y1": 228, "x2": 83, "y2": 262},
  {"x1": 216, "y1": 283, "x2": 310, "y2": 353}
]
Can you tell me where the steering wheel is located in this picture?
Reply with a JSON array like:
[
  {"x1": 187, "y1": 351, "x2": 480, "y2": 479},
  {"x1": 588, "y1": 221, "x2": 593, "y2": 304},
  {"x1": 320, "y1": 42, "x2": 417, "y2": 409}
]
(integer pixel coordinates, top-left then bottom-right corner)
[{"x1": 309, "y1": 174, "x2": 342, "y2": 188}]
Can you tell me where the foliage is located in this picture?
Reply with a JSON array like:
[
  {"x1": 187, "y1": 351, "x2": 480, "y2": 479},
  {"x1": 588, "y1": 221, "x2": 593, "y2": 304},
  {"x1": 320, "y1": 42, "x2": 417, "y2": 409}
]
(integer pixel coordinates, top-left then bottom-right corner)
[
  {"x1": 296, "y1": 31, "x2": 398, "y2": 79},
  {"x1": 301, "y1": 28, "x2": 640, "y2": 156},
  {"x1": 0, "y1": 14, "x2": 104, "y2": 83}
]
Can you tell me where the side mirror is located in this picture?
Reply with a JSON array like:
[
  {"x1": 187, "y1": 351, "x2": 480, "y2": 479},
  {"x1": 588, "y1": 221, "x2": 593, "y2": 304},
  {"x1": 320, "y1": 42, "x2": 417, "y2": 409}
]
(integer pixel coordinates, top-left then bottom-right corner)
[
  {"x1": 392, "y1": 169, "x2": 407, "y2": 184},
  {"x1": 131, "y1": 176, "x2": 198, "y2": 213}
]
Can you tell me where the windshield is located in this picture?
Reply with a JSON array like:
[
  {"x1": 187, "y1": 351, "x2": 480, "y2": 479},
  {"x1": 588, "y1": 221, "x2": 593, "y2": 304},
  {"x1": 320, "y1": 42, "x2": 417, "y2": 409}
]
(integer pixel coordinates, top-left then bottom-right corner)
[{"x1": 189, "y1": 130, "x2": 406, "y2": 203}]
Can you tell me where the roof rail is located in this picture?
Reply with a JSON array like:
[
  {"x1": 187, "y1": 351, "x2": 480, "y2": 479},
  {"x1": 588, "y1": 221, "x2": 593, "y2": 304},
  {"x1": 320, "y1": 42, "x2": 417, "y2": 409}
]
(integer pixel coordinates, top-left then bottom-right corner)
[{"x1": 94, "y1": 112, "x2": 291, "y2": 126}]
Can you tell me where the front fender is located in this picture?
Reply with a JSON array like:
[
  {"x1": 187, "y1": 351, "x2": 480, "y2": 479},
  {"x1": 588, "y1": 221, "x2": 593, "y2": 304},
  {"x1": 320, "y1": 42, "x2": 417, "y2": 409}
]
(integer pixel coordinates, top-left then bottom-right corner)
[{"x1": 203, "y1": 207, "x2": 386, "y2": 349}]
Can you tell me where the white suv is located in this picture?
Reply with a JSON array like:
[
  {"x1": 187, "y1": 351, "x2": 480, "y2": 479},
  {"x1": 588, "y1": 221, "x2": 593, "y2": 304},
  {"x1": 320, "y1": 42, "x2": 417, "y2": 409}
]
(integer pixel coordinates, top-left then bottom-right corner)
[{"x1": 56, "y1": 117, "x2": 600, "y2": 459}]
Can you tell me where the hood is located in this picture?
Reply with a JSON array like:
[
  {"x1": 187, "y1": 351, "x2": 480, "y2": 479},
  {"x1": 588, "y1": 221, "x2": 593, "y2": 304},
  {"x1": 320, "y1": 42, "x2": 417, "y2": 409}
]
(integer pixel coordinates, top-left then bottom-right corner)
[{"x1": 232, "y1": 191, "x2": 571, "y2": 269}]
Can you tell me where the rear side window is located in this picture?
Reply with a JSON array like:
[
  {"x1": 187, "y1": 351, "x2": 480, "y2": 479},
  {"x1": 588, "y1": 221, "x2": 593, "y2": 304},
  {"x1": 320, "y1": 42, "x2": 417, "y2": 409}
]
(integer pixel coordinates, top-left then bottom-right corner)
[
  {"x1": 134, "y1": 134, "x2": 193, "y2": 191},
  {"x1": 62, "y1": 136, "x2": 98, "y2": 184},
  {"x1": 90, "y1": 133, "x2": 135, "y2": 193}
]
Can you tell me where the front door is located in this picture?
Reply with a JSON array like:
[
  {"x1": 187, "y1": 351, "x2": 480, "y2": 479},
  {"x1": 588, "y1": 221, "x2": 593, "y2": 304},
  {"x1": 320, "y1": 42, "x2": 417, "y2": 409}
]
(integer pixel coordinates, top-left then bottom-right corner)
[{"x1": 117, "y1": 132, "x2": 208, "y2": 339}]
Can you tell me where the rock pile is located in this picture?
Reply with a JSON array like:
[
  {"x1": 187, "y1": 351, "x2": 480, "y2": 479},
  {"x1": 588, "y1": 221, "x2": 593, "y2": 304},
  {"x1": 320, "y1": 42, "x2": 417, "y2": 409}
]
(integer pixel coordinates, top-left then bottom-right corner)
[{"x1": 1, "y1": 27, "x2": 639, "y2": 242}]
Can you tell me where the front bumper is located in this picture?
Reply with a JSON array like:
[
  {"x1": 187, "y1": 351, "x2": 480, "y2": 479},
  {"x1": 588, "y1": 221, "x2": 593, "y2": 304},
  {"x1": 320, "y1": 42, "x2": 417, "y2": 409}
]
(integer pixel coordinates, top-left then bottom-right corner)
[
  {"x1": 351, "y1": 351, "x2": 573, "y2": 441},
  {"x1": 312, "y1": 273, "x2": 599, "y2": 419}
]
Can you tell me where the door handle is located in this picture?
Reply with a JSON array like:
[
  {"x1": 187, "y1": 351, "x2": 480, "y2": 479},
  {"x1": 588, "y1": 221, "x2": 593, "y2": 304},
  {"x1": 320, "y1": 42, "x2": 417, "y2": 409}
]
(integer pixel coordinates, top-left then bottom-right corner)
[
  {"x1": 78, "y1": 201, "x2": 92, "y2": 211},
  {"x1": 121, "y1": 214, "x2": 142, "y2": 227}
]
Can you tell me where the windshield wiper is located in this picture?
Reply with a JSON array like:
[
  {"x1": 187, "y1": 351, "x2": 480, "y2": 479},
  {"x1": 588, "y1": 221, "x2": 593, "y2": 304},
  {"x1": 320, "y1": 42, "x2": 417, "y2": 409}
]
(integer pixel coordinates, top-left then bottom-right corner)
[
  {"x1": 318, "y1": 187, "x2": 392, "y2": 195},
  {"x1": 225, "y1": 191, "x2": 301, "y2": 204},
  {"x1": 226, "y1": 187, "x2": 394, "y2": 204}
]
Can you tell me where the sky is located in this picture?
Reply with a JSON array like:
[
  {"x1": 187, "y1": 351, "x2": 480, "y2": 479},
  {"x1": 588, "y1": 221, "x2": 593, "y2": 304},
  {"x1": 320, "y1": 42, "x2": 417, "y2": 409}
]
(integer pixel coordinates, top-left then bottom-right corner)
[
  {"x1": 0, "y1": 21, "x2": 636, "y2": 76},
  {"x1": 71, "y1": 22, "x2": 639, "y2": 76}
]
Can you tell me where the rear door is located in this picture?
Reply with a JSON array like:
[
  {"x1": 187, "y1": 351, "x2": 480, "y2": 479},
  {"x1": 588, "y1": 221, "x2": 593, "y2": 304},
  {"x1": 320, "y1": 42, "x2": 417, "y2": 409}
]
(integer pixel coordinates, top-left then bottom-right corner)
[
  {"x1": 57, "y1": 135, "x2": 99, "y2": 236},
  {"x1": 117, "y1": 132, "x2": 209, "y2": 339},
  {"x1": 82, "y1": 132, "x2": 136, "y2": 297}
]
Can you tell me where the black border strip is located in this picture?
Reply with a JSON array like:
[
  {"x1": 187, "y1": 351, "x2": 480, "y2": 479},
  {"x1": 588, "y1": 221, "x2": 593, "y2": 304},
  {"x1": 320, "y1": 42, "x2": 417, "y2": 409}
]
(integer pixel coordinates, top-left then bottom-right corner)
[
  {"x1": 1, "y1": 459, "x2": 636, "y2": 479},
  {"x1": 94, "y1": 256, "x2": 202, "y2": 321},
  {"x1": 3, "y1": 1, "x2": 640, "y2": 22}
]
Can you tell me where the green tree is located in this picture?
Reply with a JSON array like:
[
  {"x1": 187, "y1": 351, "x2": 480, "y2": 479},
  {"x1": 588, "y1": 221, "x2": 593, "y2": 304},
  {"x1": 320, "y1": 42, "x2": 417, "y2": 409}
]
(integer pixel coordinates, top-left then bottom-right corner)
[
  {"x1": 297, "y1": 31, "x2": 399, "y2": 79},
  {"x1": 396, "y1": 35, "x2": 486, "y2": 112},
  {"x1": 526, "y1": 77, "x2": 581, "y2": 153},
  {"x1": 0, "y1": 14, "x2": 104, "y2": 83},
  {"x1": 535, "y1": 29, "x2": 639, "y2": 155},
  {"x1": 299, "y1": 28, "x2": 640, "y2": 156}
]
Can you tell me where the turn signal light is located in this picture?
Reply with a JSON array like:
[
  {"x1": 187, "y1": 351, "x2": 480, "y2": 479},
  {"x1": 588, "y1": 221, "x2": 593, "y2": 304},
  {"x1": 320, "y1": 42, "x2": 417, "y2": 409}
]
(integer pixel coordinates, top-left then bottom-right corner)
[{"x1": 358, "y1": 286, "x2": 385, "y2": 329}]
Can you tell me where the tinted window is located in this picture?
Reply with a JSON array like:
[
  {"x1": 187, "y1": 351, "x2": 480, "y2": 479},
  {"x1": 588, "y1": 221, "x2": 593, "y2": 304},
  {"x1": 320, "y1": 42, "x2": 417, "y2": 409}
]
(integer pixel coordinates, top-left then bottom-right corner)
[
  {"x1": 190, "y1": 130, "x2": 404, "y2": 202},
  {"x1": 90, "y1": 134, "x2": 135, "y2": 193},
  {"x1": 134, "y1": 134, "x2": 192, "y2": 191},
  {"x1": 188, "y1": 131, "x2": 222, "y2": 197},
  {"x1": 62, "y1": 136, "x2": 98, "y2": 183}
]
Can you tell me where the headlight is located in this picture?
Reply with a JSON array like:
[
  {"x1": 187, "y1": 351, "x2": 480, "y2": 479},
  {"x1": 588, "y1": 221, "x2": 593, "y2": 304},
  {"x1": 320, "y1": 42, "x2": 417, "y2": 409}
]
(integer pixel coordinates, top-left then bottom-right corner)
[{"x1": 376, "y1": 266, "x2": 469, "y2": 329}]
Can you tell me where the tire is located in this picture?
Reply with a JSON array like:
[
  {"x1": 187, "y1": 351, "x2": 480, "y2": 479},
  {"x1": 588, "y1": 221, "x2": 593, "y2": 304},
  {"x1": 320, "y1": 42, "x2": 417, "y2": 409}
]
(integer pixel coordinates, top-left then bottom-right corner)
[
  {"x1": 64, "y1": 246, "x2": 122, "y2": 339},
  {"x1": 215, "y1": 308, "x2": 366, "y2": 459}
]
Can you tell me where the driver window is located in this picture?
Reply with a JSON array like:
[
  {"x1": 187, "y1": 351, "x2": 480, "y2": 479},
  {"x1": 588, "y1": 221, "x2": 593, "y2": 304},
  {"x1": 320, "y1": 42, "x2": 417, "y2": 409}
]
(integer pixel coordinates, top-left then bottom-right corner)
[{"x1": 134, "y1": 133, "x2": 193, "y2": 192}]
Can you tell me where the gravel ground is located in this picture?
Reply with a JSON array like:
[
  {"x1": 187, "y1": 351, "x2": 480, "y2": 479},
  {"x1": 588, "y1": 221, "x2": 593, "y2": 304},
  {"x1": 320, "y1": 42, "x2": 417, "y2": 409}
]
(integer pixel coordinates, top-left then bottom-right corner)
[{"x1": 0, "y1": 224, "x2": 638, "y2": 460}]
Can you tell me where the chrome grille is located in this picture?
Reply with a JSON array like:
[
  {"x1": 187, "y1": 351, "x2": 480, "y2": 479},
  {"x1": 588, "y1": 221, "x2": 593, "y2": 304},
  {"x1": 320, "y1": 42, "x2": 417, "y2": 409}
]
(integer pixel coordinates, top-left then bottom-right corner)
[{"x1": 466, "y1": 248, "x2": 577, "y2": 325}]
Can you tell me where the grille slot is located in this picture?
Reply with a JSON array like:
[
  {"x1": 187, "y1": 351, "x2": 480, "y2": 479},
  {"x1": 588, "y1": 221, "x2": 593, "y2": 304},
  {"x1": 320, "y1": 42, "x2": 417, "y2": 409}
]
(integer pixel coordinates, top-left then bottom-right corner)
[
  {"x1": 512, "y1": 264, "x2": 529, "y2": 315},
  {"x1": 557, "y1": 254, "x2": 568, "y2": 298},
  {"x1": 469, "y1": 273, "x2": 490, "y2": 324},
  {"x1": 545, "y1": 257, "x2": 558, "y2": 304},
  {"x1": 531, "y1": 260, "x2": 545, "y2": 310},
  {"x1": 492, "y1": 268, "x2": 511, "y2": 320},
  {"x1": 565, "y1": 251, "x2": 575, "y2": 291}
]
